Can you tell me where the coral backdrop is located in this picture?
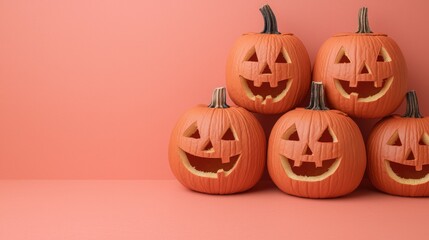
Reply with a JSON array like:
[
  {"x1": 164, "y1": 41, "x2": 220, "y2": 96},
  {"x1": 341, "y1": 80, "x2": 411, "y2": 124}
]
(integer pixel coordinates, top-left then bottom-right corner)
[{"x1": 0, "y1": 0, "x2": 428, "y2": 179}]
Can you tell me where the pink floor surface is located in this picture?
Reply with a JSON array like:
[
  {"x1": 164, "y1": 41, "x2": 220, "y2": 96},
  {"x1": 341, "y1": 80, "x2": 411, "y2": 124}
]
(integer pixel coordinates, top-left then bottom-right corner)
[{"x1": 0, "y1": 180, "x2": 427, "y2": 240}]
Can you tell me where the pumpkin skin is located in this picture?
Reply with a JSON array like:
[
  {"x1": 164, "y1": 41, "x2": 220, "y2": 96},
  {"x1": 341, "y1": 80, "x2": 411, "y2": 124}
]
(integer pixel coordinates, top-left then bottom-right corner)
[
  {"x1": 226, "y1": 5, "x2": 311, "y2": 114},
  {"x1": 313, "y1": 7, "x2": 407, "y2": 118},
  {"x1": 368, "y1": 91, "x2": 429, "y2": 197},
  {"x1": 169, "y1": 87, "x2": 266, "y2": 194},
  {"x1": 268, "y1": 82, "x2": 366, "y2": 198}
]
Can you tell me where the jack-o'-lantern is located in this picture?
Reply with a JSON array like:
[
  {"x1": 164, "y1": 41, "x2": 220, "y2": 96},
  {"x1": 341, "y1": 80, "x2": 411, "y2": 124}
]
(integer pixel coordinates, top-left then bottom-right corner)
[
  {"x1": 268, "y1": 82, "x2": 366, "y2": 198},
  {"x1": 368, "y1": 91, "x2": 429, "y2": 197},
  {"x1": 313, "y1": 7, "x2": 407, "y2": 118},
  {"x1": 226, "y1": 4, "x2": 311, "y2": 114},
  {"x1": 169, "y1": 87, "x2": 266, "y2": 194}
]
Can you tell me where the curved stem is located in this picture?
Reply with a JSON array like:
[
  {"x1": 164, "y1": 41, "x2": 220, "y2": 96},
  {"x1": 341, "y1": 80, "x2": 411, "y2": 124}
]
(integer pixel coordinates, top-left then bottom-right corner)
[
  {"x1": 356, "y1": 7, "x2": 373, "y2": 33},
  {"x1": 403, "y1": 91, "x2": 423, "y2": 118},
  {"x1": 260, "y1": 6, "x2": 268, "y2": 33},
  {"x1": 306, "y1": 82, "x2": 329, "y2": 110},
  {"x1": 266, "y1": 5, "x2": 279, "y2": 34},
  {"x1": 259, "y1": 4, "x2": 280, "y2": 34},
  {"x1": 208, "y1": 87, "x2": 230, "y2": 108}
]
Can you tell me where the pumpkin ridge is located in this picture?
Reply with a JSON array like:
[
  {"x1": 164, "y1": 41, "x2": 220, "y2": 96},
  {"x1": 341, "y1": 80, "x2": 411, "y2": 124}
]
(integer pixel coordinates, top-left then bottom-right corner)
[{"x1": 228, "y1": 104, "x2": 266, "y2": 190}]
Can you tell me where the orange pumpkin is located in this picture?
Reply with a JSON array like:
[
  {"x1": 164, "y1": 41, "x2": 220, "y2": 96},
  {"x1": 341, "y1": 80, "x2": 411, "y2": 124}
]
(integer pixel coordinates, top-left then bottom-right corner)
[
  {"x1": 313, "y1": 7, "x2": 407, "y2": 118},
  {"x1": 367, "y1": 91, "x2": 429, "y2": 197},
  {"x1": 268, "y1": 82, "x2": 366, "y2": 198},
  {"x1": 226, "y1": 4, "x2": 311, "y2": 114},
  {"x1": 169, "y1": 87, "x2": 266, "y2": 194}
]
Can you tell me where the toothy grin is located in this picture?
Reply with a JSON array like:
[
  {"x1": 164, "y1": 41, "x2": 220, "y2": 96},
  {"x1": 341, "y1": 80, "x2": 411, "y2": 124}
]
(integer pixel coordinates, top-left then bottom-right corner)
[
  {"x1": 179, "y1": 149, "x2": 240, "y2": 178},
  {"x1": 240, "y1": 76, "x2": 291, "y2": 104},
  {"x1": 280, "y1": 155, "x2": 340, "y2": 181},
  {"x1": 385, "y1": 160, "x2": 429, "y2": 185},
  {"x1": 334, "y1": 77, "x2": 393, "y2": 102}
]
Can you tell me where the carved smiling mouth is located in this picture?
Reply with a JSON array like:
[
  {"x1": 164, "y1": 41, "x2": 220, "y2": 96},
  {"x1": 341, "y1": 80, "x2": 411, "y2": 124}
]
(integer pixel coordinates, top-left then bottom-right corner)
[
  {"x1": 280, "y1": 155, "x2": 341, "y2": 181},
  {"x1": 334, "y1": 77, "x2": 393, "y2": 102},
  {"x1": 179, "y1": 149, "x2": 240, "y2": 178},
  {"x1": 385, "y1": 160, "x2": 429, "y2": 185},
  {"x1": 240, "y1": 76, "x2": 292, "y2": 104}
]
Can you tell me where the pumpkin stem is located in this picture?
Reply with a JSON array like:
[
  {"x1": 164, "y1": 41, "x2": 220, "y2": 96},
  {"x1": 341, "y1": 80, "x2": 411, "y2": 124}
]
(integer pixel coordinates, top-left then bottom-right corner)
[
  {"x1": 356, "y1": 7, "x2": 373, "y2": 34},
  {"x1": 260, "y1": 4, "x2": 280, "y2": 34},
  {"x1": 306, "y1": 82, "x2": 329, "y2": 111},
  {"x1": 403, "y1": 91, "x2": 423, "y2": 118},
  {"x1": 208, "y1": 87, "x2": 230, "y2": 109}
]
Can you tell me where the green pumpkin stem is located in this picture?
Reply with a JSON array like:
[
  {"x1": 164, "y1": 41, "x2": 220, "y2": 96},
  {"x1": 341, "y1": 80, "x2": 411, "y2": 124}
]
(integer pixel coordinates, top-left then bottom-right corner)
[
  {"x1": 356, "y1": 7, "x2": 373, "y2": 33},
  {"x1": 208, "y1": 87, "x2": 230, "y2": 109},
  {"x1": 403, "y1": 91, "x2": 423, "y2": 118},
  {"x1": 306, "y1": 82, "x2": 329, "y2": 110},
  {"x1": 260, "y1": 4, "x2": 280, "y2": 34}
]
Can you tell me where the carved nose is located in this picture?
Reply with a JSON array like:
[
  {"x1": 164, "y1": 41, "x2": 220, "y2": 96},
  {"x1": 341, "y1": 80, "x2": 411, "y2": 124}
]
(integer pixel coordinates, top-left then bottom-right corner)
[
  {"x1": 302, "y1": 144, "x2": 313, "y2": 155},
  {"x1": 359, "y1": 63, "x2": 371, "y2": 74},
  {"x1": 406, "y1": 150, "x2": 415, "y2": 160},
  {"x1": 260, "y1": 64, "x2": 272, "y2": 74},
  {"x1": 203, "y1": 140, "x2": 214, "y2": 151}
]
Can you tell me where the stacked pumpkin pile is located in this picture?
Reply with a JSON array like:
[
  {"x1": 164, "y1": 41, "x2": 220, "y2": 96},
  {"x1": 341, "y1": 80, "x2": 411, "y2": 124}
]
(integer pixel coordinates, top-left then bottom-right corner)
[{"x1": 169, "y1": 5, "x2": 429, "y2": 198}]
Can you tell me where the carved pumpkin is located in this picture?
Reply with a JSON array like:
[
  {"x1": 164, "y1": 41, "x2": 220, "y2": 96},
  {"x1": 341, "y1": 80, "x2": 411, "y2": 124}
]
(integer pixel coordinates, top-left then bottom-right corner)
[
  {"x1": 169, "y1": 87, "x2": 266, "y2": 194},
  {"x1": 268, "y1": 82, "x2": 366, "y2": 198},
  {"x1": 313, "y1": 7, "x2": 407, "y2": 118},
  {"x1": 226, "y1": 4, "x2": 311, "y2": 114},
  {"x1": 367, "y1": 91, "x2": 429, "y2": 197}
]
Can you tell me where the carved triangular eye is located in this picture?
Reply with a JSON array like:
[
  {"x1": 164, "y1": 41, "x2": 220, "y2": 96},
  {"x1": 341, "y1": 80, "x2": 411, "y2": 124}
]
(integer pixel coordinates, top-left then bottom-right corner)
[
  {"x1": 184, "y1": 122, "x2": 200, "y2": 139},
  {"x1": 419, "y1": 133, "x2": 429, "y2": 146},
  {"x1": 282, "y1": 124, "x2": 300, "y2": 141},
  {"x1": 275, "y1": 51, "x2": 288, "y2": 63},
  {"x1": 339, "y1": 55, "x2": 350, "y2": 63},
  {"x1": 222, "y1": 127, "x2": 237, "y2": 140},
  {"x1": 276, "y1": 49, "x2": 291, "y2": 63},
  {"x1": 318, "y1": 127, "x2": 336, "y2": 142},
  {"x1": 335, "y1": 47, "x2": 351, "y2": 64},
  {"x1": 377, "y1": 47, "x2": 391, "y2": 62},
  {"x1": 189, "y1": 130, "x2": 200, "y2": 139},
  {"x1": 246, "y1": 48, "x2": 259, "y2": 62},
  {"x1": 387, "y1": 131, "x2": 402, "y2": 146}
]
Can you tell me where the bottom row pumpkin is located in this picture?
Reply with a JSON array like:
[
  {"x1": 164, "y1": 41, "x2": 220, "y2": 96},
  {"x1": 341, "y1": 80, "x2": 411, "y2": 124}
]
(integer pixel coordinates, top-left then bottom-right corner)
[
  {"x1": 168, "y1": 84, "x2": 429, "y2": 198},
  {"x1": 168, "y1": 87, "x2": 266, "y2": 194},
  {"x1": 268, "y1": 82, "x2": 366, "y2": 198},
  {"x1": 368, "y1": 91, "x2": 429, "y2": 197}
]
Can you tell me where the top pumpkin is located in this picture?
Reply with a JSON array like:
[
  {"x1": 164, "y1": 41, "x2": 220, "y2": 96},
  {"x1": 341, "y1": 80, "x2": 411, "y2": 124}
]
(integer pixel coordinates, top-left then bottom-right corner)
[
  {"x1": 313, "y1": 7, "x2": 407, "y2": 118},
  {"x1": 226, "y1": 5, "x2": 311, "y2": 114}
]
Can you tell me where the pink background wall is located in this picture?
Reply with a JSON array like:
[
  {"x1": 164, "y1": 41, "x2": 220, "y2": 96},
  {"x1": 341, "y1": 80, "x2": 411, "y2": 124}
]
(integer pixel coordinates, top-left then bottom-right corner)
[{"x1": 0, "y1": 0, "x2": 428, "y2": 179}]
